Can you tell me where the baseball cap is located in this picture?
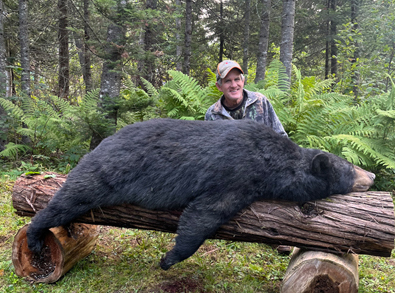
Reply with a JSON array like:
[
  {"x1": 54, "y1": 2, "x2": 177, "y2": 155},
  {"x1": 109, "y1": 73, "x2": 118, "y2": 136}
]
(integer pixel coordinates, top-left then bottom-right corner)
[{"x1": 216, "y1": 60, "x2": 244, "y2": 81}]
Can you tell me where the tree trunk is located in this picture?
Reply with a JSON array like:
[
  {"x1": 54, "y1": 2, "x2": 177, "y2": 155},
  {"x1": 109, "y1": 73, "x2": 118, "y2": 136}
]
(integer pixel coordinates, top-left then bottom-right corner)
[
  {"x1": 18, "y1": 0, "x2": 31, "y2": 145},
  {"x1": 12, "y1": 173, "x2": 395, "y2": 257},
  {"x1": 72, "y1": 0, "x2": 93, "y2": 93},
  {"x1": 281, "y1": 248, "x2": 359, "y2": 293},
  {"x1": 137, "y1": 0, "x2": 159, "y2": 88},
  {"x1": 143, "y1": 0, "x2": 158, "y2": 85},
  {"x1": 73, "y1": 33, "x2": 86, "y2": 96},
  {"x1": 90, "y1": 17, "x2": 125, "y2": 150},
  {"x1": 255, "y1": 0, "x2": 271, "y2": 83},
  {"x1": 330, "y1": 0, "x2": 337, "y2": 78},
  {"x1": 279, "y1": 0, "x2": 295, "y2": 85},
  {"x1": 325, "y1": 0, "x2": 330, "y2": 79},
  {"x1": 18, "y1": 0, "x2": 30, "y2": 96},
  {"x1": 0, "y1": 0, "x2": 8, "y2": 149},
  {"x1": 175, "y1": 0, "x2": 182, "y2": 72},
  {"x1": 218, "y1": 0, "x2": 224, "y2": 62},
  {"x1": 0, "y1": 0, "x2": 7, "y2": 95},
  {"x1": 183, "y1": 0, "x2": 192, "y2": 75},
  {"x1": 99, "y1": 23, "x2": 124, "y2": 109},
  {"x1": 58, "y1": 0, "x2": 69, "y2": 99},
  {"x1": 12, "y1": 223, "x2": 98, "y2": 283},
  {"x1": 351, "y1": 0, "x2": 359, "y2": 101},
  {"x1": 83, "y1": 0, "x2": 92, "y2": 93},
  {"x1": 242, "y1": 0, "x2": 250, "y2": 82}
]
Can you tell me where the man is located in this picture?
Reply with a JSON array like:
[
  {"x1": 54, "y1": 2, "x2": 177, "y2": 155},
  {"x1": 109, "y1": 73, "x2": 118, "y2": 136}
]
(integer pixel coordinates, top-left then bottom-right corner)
[
  {"x1": 205, "y1": 60, "x2": 287, "y2": 137},
  {"x1": 205, "y1": 60, "x2": 291, "y2": 254}
]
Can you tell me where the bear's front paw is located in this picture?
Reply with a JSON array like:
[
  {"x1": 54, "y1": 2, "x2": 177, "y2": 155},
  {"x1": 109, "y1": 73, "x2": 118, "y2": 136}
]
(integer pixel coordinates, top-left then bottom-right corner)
[
  {"x1": 27, "y1": 238, "x2": 44, "y2": 254},
  {"x1": 159, "y1": 257, "x2": 172, "y2": 270}
]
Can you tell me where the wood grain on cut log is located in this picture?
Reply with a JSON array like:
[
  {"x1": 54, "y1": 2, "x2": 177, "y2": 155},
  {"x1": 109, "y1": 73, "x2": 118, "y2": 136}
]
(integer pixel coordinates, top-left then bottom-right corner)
[
  {"x1": 12, "y1": 223, "x2": 98, "y2": 283},
  {"x1": 12, "y1": 173, "x2": 395, "y2": 257},
  {"x1": 281, "y1": 248, "x2": 359, "y2": 293}
]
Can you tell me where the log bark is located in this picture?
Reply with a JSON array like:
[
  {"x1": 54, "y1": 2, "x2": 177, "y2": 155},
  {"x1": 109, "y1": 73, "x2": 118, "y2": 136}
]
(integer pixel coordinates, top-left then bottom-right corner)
[
  {"x1": 12, "y1": 223, "x2": 98, "y2": 283},
  {"x1": 12, "y1": 173, "x2": 395, "y2": 257},
  {"x1": 281, "y1": 248, "x2": 359, "y2": 293}
]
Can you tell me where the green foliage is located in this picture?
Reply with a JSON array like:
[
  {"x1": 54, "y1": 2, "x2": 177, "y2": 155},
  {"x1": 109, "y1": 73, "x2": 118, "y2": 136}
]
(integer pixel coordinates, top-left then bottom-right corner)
[
  {"x1": 116, "y1": 77, "x2": 158, "y2": 127},
  {"x1": 246, "y1": 60, "x2": 291, "y2": 124},
  {"x1": 333, "y1": 1, "x2": 395, "y2": 98},
  {"x1": 0, "y1": 143, "x2": 30, "y2": 160},
  {"x1": 0, "y1": 91, "x2": 107, "y2": 167},
  {"x1": 157, "y1": 69, "x2": 220, "y2": 120},
  {"x1": 250, "y1": 61, "x2": 395, "y2": 174}
]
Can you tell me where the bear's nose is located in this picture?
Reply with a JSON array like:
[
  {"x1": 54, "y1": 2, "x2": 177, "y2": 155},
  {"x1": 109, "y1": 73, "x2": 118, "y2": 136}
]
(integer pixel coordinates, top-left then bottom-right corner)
[{"x1": 366, "y1": 171, "x2": 375, "y2": 180}]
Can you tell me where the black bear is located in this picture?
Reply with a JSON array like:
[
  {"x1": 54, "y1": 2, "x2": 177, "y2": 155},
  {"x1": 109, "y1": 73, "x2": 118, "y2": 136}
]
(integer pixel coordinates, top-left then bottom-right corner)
[{"x1": 27, "y1": 118, "x2": 375, "y2": 270}]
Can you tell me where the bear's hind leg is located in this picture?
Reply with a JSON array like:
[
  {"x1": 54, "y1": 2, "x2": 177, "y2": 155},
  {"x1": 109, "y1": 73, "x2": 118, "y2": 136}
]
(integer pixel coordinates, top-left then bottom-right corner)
[
  {"x1": 27, "y1": 194, "x2": 95, "y2": 253},
  {"x1": 160, "y1": 193, "x2": 250, "y2": 270}
]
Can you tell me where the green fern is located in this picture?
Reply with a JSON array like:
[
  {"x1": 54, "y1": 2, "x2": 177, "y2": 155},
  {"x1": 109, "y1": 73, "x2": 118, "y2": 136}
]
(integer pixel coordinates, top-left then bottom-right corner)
[
  {"x1": 0, "y1": 92, "x2": 105, "y2": 162},
  {"x1": 251, "y1": 60, "x2": 395, "y2": 171},
  {"x1": 141, "y1": 77, "x2": 159, "y2": 99},
  {"x1": 263, "y1": 59, "x2": 290, "y2": 91},
  {"x1": 117, "y1": 79, "x2": 157, "y2": 126},
  {"x1": 0, "y1": 98, "x2": 25, "y2": 121},
  {"x1": 157, "y1": 70, "x2": 219, "y2": 120},
  {"x1": 0, "y1": 142, "x2": 31, "y2": 159},
  {"x1": 51, "y1": 95, "x2": 72, "y2": 114}
]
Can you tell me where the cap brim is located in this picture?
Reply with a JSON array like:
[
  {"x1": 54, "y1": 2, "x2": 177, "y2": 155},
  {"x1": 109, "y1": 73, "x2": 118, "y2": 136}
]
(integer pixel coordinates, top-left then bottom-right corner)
[{"x1": 217, "y1": 66, "x2": 244, "y2": 80}]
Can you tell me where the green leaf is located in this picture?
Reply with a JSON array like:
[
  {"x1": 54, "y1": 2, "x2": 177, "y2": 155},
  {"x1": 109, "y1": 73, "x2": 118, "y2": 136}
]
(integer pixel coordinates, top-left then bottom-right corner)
[
  {"x1": 43, "y1": 174, "x2": 57, "y2": 179},
  {"x1": 24, "y1": 172, "x2": 41, "y2": 176}
]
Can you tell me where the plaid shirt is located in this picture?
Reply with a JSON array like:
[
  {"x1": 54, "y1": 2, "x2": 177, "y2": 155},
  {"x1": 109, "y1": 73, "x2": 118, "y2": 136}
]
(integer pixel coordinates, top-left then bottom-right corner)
[{"x1": 205, "y1": 89, "x2": 287, "y2": 136}]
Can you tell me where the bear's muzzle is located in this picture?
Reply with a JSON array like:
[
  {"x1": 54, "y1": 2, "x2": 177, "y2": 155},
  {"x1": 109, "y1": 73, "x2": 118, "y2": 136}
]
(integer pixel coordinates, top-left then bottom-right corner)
[{"x1": 352, "y1": 165, "x2": 375, "y2": 192}]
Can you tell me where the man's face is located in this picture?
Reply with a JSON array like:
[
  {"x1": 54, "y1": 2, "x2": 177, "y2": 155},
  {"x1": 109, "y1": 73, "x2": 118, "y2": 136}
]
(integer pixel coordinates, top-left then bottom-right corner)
[{"x1": 216, "y1": 69, "x2": 244, "y2": 107}]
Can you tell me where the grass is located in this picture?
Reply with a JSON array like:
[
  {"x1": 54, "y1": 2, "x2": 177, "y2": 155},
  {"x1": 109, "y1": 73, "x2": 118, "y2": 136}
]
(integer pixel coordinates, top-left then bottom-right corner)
[{"x1": 1, "y1": 178, "x2": 395, "y2": 293}]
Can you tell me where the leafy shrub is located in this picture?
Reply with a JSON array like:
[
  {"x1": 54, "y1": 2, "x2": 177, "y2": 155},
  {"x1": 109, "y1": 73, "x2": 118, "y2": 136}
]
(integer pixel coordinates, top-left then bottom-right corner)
[
  {"x1": 247, "y1": 61, "x2": 395, "y2": 184},
  {"x1": 157, "y1": 69, "x2": 220, "y2": 120}
]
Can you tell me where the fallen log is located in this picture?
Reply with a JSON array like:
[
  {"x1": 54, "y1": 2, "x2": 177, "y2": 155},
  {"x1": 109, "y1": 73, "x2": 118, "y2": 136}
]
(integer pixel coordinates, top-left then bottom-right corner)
[
  {"x1": 13, "y1": 172, "x2": 395, "y2": 257},
  {"x1": 281, "y1": 248, "x2": 359, "y2": 293}
]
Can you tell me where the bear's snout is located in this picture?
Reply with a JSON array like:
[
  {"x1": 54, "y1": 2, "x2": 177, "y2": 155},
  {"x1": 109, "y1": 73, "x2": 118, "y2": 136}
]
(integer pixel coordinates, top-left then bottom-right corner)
[{"x1": 352, "y1": 165, "x2": 375, "y2": 192}]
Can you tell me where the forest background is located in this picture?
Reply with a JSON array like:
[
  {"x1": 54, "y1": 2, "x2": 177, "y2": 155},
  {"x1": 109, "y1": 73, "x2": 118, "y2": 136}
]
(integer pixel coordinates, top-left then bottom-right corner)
[
  {"x1": 0, "y1": 0, "x2": 393, "y2": 191},
  {"x1": 0, "y1": 0, "x2": 395, "y2": 292}
]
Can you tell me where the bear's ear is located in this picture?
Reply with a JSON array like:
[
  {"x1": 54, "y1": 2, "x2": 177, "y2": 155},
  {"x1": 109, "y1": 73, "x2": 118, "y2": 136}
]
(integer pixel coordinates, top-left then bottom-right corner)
[{"x1": 311, "y1": 153, "x2": 332, "y2": 176}]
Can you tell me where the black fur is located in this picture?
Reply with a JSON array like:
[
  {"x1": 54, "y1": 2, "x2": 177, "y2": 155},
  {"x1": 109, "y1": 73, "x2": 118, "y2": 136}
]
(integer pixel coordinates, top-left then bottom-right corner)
[{"x1": 27, "y1": 118, "x2": 357, "y2": 270}]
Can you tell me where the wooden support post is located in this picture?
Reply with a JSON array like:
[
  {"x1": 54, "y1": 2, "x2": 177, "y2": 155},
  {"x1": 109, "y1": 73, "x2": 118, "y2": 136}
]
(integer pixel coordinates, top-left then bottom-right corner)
[
  {"x1": 12, "y1": 223, "x2": 99, "y2": 283},
  {"x1": 281, "y1": 248, "x2": 359, "y2": 293}
]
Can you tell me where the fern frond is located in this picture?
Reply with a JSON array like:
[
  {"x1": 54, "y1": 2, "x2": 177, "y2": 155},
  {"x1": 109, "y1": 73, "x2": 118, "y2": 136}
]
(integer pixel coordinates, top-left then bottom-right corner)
[
  {"x1": 0, "y1": 98, "x2": 25, "y2": 120},
  {"x1": 51, "y1": 95, "x2": 73, "y2": 114},
  {"x1": 161, "y1": 88, "x2": 190, "y2": 108},
  {"x1": 141, "y1": 77, "x2": 159, "y2": 98},
  {"x1": 264, "y1": 60, "x2": 290, "y2": 91},
  {"x1": 331, "y1": 134, "x2": 395, "y2": 169},
  {"x1": 377, "y1": 109, "x2": 395, "y2": 119},
  {"x1": 20, "y1": 97, "x2": 36, "y2": 117},
  {"x1": 123, "y1": 78, "x2": 135, "y2": 90},
  {"x1": 179, "y1": 116, "x2": 196, "y2": 120},
  {"x1": 80, "y1": 89, "x2": 100, "y2": 110},
  {"x1": 16, "y1": 127, "x2": 36, "y2": 137},
  {"x1": 0, "y1": 142, "x2": 31, "y2": 158},
  {"x1": 36, "y1": 100, "x2": 61, "y2": 119},
  {"x1": 167, "y1": 107, "x2": 179, "y2": 118},
  {"x1": 168, "y1": 70, "x2": 207, "y2": 100}
]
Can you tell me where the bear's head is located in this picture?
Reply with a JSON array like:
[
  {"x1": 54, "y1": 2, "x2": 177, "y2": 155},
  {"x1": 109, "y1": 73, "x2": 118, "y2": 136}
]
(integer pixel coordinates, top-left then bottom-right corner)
[
  {"x1": 308, "y1": 151, "x2": 375, "y2": 198},
  {"x1": 268, "y1": 148, "x2": 376, "y2": 202}
]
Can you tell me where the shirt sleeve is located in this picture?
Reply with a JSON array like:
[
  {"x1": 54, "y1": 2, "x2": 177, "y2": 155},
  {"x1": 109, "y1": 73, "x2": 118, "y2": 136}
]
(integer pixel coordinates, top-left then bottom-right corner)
[
  {"x1": 266, "y1": 101, "x2": 288, "y2": 137},
  {"x1": 205, "y1": 106, "x2": 215, "y2": 121}
]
